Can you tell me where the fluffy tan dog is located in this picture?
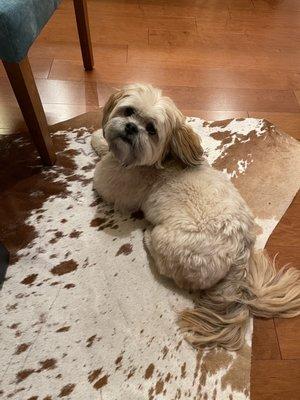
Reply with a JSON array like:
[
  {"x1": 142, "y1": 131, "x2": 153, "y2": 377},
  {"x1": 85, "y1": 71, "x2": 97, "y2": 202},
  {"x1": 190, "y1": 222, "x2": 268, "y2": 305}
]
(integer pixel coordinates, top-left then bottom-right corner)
[{"x1": 92, "y1": 83, "x2": 300, "y2": 350}]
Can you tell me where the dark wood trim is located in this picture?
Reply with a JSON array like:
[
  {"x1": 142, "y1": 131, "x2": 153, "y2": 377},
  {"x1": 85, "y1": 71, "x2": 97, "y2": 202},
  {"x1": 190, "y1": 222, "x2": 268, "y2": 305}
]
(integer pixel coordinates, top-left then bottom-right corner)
[
  {"x1": 73, "y1": 0, "x2": 94, "y2": 71},
  {"x1": 3, "y1": 57, "x2": 56, "y2": 165}
]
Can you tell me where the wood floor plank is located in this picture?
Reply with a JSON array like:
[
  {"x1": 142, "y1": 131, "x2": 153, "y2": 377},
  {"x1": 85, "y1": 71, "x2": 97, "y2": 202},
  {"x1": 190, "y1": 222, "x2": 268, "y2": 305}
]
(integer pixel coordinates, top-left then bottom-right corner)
[
  {"x1": 266, "y1": 193, "x2": 300, "y2": 262},
  {"x1": 4, "y1": 69, "x2": 300, "y2": 112},
  {"x1": 139, "y1": 0, "x2": 254, "y2": 10},
  {"x1": 0, "y1": 78, "x2": 99, "y2": 107},
  {"x1": 140, "y1": 3, "x2": 229, "y2": 20},
  {"x1": 228, "y1": 9, "x2": 300, "y2": 36},
  {"x1": 96, "y1": 83, "x2": 117, "y2": 107},
  {"x1": 158, "y1": 86, "x2": 300, "y2": 112},
  {"x1": 253, "y1": 0, "x2": 300, "y2": 11},
  {"x1": 49, "y1": 59, "x2": 295, "y2": 91},
  {"x1": 264, "y1": 192, "x2": 300, "y2": 362},
  {"x1": 41, "y1": 10, "x2": 197, "y2": 46},
  {"x1": 267, "y1": 220, "x2": 300, "y2": 250},
  {"x1": 128, "y1": 44, "x2": 300, "y2": 71},
  {"x1": 0, "y1": 105, "x2": 26, "y2": 133},
  {"x1": 293, "y1": 90, "x2": 300, "y2": 107},
  {"x1": 227, "y1": 0, "x2": 254, "y2": 9},
  {"x1": 36, "y1": 79, "x2": 99, "y2": 106},
  {"x1": 288, "y1": 72, "x2": 300, "y2": 89},
  {"x1": 149, "y1": 28, "x2": 300, "y2": 52},
  {"x1": 0, "y1": 104, "x2": 99, "y2": 133},
  {"x1": 251, "y1": 360, "x2": 300, "y2": 400},
  {"x1": 43, "y1": 103, "x2": 100, "y2": 126},
  {"x1": 275, "y1": 318, "x2": 300, "y2": 360},
  {"x1": 30, "y1": 41, "x2": 127, "y2": 64},
  {"x1": 252, "y1": 318, "x2": 281, "y2": 360},
  {"x1": 0, "y1": 77, "x2": 18, "y2": 105}
]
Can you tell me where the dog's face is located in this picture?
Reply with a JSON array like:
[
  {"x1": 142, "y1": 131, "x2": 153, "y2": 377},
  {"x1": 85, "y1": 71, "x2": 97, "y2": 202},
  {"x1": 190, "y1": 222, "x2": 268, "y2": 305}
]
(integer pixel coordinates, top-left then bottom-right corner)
[{"x1": 102, "y1": 83, "x2": 203, "y2": 168}]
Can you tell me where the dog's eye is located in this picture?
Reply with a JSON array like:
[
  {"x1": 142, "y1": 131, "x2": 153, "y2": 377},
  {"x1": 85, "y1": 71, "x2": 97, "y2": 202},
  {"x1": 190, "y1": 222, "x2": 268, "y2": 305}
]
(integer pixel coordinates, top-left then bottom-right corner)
[
  {"x1": 124, "y1": 107, "x2": 134, "y2": 117},
  {"x1": 146, "y1": 122, "x2": 156, "y2": 135}
]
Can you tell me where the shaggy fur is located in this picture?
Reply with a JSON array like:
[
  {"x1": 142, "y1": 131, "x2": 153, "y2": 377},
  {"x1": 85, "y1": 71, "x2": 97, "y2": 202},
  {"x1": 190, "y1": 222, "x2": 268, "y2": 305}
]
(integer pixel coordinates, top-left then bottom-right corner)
[{"x1": 92, "y1": 83, "x2": 300, "y2": 350}]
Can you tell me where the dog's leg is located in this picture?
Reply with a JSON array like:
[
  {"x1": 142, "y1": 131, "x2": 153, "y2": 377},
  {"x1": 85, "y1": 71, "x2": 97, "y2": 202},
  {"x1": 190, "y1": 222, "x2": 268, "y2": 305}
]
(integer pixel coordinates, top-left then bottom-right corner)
[
  {"x1": 145, "y1": 225, "x2": 233, "y2": 291},
  {"x1": 144, "y1": 228, "x2": 169, "y2": 275},
  {"x1": 145, "y1": 227, "x2": 190, "y2": 289},
  {"x1": 145, "y1": 226, "x2": 188, "y2": 286},
  {"x1": 91, "y1": 130, "x2": 109, "y2": 157}
]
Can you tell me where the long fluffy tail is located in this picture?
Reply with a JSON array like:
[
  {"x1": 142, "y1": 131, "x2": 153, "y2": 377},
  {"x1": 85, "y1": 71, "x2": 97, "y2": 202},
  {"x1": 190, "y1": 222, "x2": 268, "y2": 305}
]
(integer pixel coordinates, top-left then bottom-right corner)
[{"x1": 178, "y1": 251, "x2": 300, "y2": 350}]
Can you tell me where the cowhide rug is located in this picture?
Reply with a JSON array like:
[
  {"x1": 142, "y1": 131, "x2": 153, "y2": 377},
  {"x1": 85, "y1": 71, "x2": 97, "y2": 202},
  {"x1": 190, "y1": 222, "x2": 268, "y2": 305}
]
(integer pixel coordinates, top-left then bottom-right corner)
[{"x1": 0, "y1": 111, "x2": 299, "y2": 400}]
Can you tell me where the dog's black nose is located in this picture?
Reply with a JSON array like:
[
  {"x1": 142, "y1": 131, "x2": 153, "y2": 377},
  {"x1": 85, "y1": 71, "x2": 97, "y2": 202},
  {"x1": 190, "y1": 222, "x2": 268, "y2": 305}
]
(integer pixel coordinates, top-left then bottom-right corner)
[{"x1": 125, "y1": 122, "x2": 138, "y2": 135}]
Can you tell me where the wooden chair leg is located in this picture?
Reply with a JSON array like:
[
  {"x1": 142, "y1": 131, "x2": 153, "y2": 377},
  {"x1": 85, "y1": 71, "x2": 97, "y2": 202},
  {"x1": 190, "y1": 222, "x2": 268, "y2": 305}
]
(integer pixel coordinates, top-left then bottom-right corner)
[
  {"x1": 73, "y1": 0, "x2": 94, "y2": 71},
  {"x1": 3, "y1": 57, "x2": 56, "y2": 166}
]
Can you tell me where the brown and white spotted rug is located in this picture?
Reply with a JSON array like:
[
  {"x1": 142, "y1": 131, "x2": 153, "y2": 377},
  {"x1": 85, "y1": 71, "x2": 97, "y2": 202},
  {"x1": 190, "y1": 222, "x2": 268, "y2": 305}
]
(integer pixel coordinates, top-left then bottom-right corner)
[{"x1": 0, "y1": 111, "x2": 299, "y2": 400}]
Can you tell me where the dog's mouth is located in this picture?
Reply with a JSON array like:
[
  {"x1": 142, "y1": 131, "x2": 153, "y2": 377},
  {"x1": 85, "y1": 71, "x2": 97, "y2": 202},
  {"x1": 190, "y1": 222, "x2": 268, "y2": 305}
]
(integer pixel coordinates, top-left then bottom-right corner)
[
  {"x1": 119, "y1": 134, "x2": 133, "y2": 145},
  {"x1": 108, "y1": 133, "x2": 133, "y2": 147}
]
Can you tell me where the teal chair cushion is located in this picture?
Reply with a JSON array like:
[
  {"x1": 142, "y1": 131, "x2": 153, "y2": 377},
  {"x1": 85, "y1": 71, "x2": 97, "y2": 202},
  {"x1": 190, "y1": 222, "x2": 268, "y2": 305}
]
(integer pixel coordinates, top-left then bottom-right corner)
[{"x1": 0, "y1": 0, "x2": 62, "y2": 63}]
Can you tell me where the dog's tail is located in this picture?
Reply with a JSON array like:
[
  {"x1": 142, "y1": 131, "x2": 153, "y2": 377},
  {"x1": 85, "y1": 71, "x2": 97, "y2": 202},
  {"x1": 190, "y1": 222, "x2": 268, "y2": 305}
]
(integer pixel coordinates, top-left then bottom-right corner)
[{"x1": 178, "y1": 251, "x2": 300, "y2": 350}]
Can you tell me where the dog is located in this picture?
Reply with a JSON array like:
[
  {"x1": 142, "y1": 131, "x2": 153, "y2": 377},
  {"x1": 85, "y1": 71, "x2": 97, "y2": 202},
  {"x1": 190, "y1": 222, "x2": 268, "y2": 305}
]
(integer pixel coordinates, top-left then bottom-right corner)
[{"x1": 92, "y1": 83, "x2": 300, "y2": 350}]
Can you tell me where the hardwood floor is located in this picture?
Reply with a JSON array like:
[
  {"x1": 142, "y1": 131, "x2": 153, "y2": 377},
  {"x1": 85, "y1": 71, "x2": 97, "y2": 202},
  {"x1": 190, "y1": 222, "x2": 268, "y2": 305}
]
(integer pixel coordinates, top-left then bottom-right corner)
[{"x1": 0, "y1": 1, "x2": 299, "y2": 398}]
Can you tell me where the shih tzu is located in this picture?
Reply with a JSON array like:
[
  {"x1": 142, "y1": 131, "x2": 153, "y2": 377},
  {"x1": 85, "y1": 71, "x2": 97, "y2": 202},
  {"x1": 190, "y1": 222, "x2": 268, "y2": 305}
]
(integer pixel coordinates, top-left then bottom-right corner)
[{"x1": 92, "y1": 83, "x2": 300, "y2": 350}]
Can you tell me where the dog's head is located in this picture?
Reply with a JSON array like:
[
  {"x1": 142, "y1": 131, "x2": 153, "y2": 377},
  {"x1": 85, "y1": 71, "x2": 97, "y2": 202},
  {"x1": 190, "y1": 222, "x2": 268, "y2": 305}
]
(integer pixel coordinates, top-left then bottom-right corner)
[{"x1": 102, "y1": 83, "x2": 203, "y2": 168}]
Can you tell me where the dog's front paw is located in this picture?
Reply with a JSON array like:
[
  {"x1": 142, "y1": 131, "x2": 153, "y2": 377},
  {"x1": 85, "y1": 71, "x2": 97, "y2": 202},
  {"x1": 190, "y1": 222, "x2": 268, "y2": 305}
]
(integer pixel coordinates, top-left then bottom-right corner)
[{"x1": 91, "y1": 130, "x2": 108, "y2": 157}]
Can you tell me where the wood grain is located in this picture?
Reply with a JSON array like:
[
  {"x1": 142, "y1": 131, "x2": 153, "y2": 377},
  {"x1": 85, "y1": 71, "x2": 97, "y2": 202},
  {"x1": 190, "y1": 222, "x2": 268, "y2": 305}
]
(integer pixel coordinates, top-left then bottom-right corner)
[
  {"x1": 36, "y1": 79, "x2": 99, "y2": 106},
  {"x1": 0, "y1": 104, "x2": 99, "y2": 134},
  {"x1": 252, "y1": 318, "x2": 281, "y2": 361},
  {"x1": 0, "y1": 78, "x2": 99, "y2": 107},
  {"x1": 252, "y1": 0, "x2": 300, "y2": 11},
  {"x1": 0, "y1": 105, "x2": 27, "y2": 133},
  {"x1": 266, "y1": 192, "x2": 300, "y2": 267},
  {"x1": 275, "y1": 318, "x2": 300, "y2": 360},
  {"x1": 30, "y1": 41, "x2": 127, "y2": 63},
  {"x1": 159, "y1": 85, "x2": 300, "y2": 112},
  {"x1": 251, "y1": 360, "x2": 300, "y2": 400},
  {"x1": 49, "y1": 59, "x2": 297, "y2": 91},
  {"x1": 149, "y1": 29, "x2": 300, "y2": 51}
]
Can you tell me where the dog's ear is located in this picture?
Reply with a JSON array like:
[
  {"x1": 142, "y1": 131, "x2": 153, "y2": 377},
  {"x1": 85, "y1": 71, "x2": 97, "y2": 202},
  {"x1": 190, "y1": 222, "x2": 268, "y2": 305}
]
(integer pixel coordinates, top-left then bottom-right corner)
[
  {"x1": 102, "y1": 89, "x2": 126, "y2": 127},
  {"x1": 170, "y1": 120, "x2": 203, "y2": 167}
]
